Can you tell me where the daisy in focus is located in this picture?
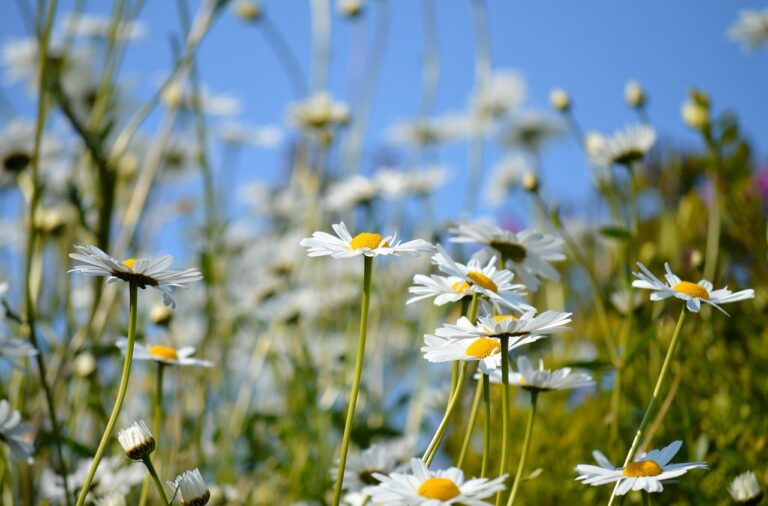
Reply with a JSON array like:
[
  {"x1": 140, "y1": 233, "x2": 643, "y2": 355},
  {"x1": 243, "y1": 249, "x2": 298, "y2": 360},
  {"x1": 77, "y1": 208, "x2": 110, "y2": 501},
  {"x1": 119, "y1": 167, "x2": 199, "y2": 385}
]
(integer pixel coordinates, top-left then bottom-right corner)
[
  {"x1": 407, "y1": 273, "x2": 475, "y2": 307},
  {"x1": 168, "y1": 468, "x2": 210, "y2": 506},
  {"x1": 116, "y1": 339, "x2": 213, "y2": 368},
  {"x1": 449, "y1": 223, "x2": 565, "y2": 292},
  {"x1": 299, "y1": 222, "x2": 434, "y2": 259},
  {"x1": 69, "y1": 245, "x2": 202, "y2": 308},
  {"x1": 368, "y1": 457, "x2": 506, "y2": 505},
  {"x1": 422, "y1": 334, "x2": 528, "y2": 374},
  {"x1": 485, "y1": 355, "x2": 593, "y2": 391},
  {"x1": 575, "y1": 440, "x2": 706, "y2": 495},
  {"x1": 632, "y1": 262, "x2": 755, "y2": 314},
  {"x1": 587, "y1": 124, "x2": 656, "y2": 167},
  {"x1": 435, "y1": 311, "x2": 571, "y2": 342}
]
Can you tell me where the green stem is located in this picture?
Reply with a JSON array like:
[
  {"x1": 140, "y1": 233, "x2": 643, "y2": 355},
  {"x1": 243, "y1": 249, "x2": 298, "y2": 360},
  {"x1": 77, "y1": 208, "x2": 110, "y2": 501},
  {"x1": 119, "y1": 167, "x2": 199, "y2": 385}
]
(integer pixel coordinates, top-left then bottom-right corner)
[
  {"x1": 457, "y1": 375, "x2": 483, "y2": 468},
  {"x1": 75, "y1": 283, "x2": 139, "y2": 506},
  {"x1": 139, "y1": 363, "x2": 165, "y2": 506},
  {"x1": 642, "y1": 491, "x2": 651, "y2": 506},
  {"x1": 495, "y1": 335, "x2": 511, "y2": 506},
  {"x1": 422, "y1": 361, "x2": 468, "y2": 465},
  {"x1": 332, "y1": 256, "x2": 373, "y2": 506},
  {"x1": 506, "y1": 391, "x2": 538, "y2": 506},
  {"x1": 607, "y1": 307, "x2": 687, "y2": 506},
  {"x1": 141, "y1": 455, "x2": 170, "y2": 505},
  {"x1": 481, "y1": 374, "x2": 491, "y2": 477}
]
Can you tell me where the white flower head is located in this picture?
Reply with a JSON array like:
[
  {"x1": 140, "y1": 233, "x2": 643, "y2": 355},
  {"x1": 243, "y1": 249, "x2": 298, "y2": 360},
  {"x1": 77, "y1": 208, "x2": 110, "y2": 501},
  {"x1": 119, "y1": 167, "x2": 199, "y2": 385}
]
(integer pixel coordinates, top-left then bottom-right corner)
[
  {"x1": 497, "y1": 111, "x2": 564, "y2": 152},
  {"x1": 0, "y1": 399, "x2": 34, "y2": 463},
  {"x1": 435, "y1": 311, "x2": 571, "y2": 342},
  {"x1": 588, "y1": 124, "x2": 656, "y2": 167},
  {"x1": 407, "y1": 273, "x2": 474, "y2": 307},
  {"x1": 729, "y1": 471, "x2": 764, "y2": 504},
  {"x1": 471, "y1": 70, "x2": 526, "y2": 122},
  {"x1": 632, "y1": 262, "x2": 755, "y2": 315},
  {"x1": 422, "y1": 334, "x2": 524, "y2": 374},
  {"x1": 331, "y1": 443, "x2": 406, "y2": 495},
  {"x1": 116, "y1": 339, "x2": 213, "y2": 368},
  {"x1": 300, "y1": 222, "x2": 434, "y2": 259},
  {"x1": 502, "y1": 355, "x2": 594, "y2": 391},
  {"x1": 729, "y1": 10, "x2": 768, "y2": 51},
  {"x1": 575, "y1": 440, "x2": 707, "y2": 495},
  {"x1": 288, "y1": 91, "x2": 349, "y2": 131},
  {"x1": 117, "y1": 420, "x2": 155, "y2": 460},
  {"x1": 369, "y1": 457, "x2": 506, "y2": 505},
  {"x1": 0, "y1": 333, "x2": 39, "y2": 368},
  {"x1": 168, "y1": 468, "x2": 210, "y2": 506},
  {"x1": 68, "y1": 245, "x2": 203, "y2": 309},
  {"x1": 324, "y1": 175, "x2": 378, "y2": 212},
  {"x1": 60, "y1": 13, "x2": 146, "y2": 41},
  {"x1": 0, "y1": 119, "x2": 60, "y2": 188},
  {"x1": 449, "y1": 223, "x2": 565, "y2": 292}
]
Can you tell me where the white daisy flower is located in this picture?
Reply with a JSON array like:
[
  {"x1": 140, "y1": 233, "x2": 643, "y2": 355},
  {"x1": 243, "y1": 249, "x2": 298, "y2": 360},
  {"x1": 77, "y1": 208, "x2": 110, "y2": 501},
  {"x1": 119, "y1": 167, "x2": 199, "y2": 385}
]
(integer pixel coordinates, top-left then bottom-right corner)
[
  {"x1": 485, "y1": 156, "x2": 527, "y2": 205},
  {"x1": 117, "y1": 420, "x2": 155, "y2": 461},
  {"x1": 497, "y1": 111, "x2": 564, "y2": 152},
  {"x1": 0, "y1": 399, "x2": 34, "y2": 463},
  {"x1": 388, "y1": 116, "x2": 465, "y2": 149},
  {"x1": 94, "y1": 493, "x2": 127, "y2": 506},
  {"x1": 168, "y1": 468, "x2": 210, "y2": 506},
  {"x1": 434, "y1": 311, "x2": 571, "y2": 342},
  {"x1": 431, "y1": 245, "x2": 531, "y2": 311},
  {"x1": 729, "y1": 471, "x2": 764, "y2": 505},
  {"x1": 471, "y1": 70, "x2": 526, "y2": 122},
  {"x1": 575, "y1": 440, "x2": 707, "y2": 495},
  {"x1": 631, "y1": 262, "x2": 755, "y2": 315},
  {"x1": 376, "y1": 166, "x2": 448, "y2": 200},
  {"x1": 324, "y1": 175, "x2": 379, "y2": 212},
  {"x1": 331, "y1": 443, "x2": 405, "y2": 494},
  {"x1": 422, "y1": 334, "x2": 530, "y2": 374},
  {"x1": 587, "y1": 124, "x2": 656, "y2": 167},
  {"x1": 369, "y1": 457, "x2": 506, "y2": 505},
  {"x1": 407, "y1": 273, "x2": 473, "y2": 307},
  {"x1": 299, "y1": 222, "x2": 434, "y2": 259},
  {"x1": 116, "y1": 339, "x2": 213, "y2": 368},
  {"x1": 216, "y1": 122, "x2": 283, "y2": 148},
  {"x1": 40, "y1": 455, "x2": 144, "y2": 504},
  {"x1": 729, "y1": 10, "x2": 768, "y2": 51},
  {"x1": 492, "y1": 355, "x2": 594, "y2": 391},
  {"x1": 60, "y1": 13, "x2": 146, "y2": 41},
  {"x1": 0, "y1": 333, "x2": 38, "y2": 368},
  {"x1": 0, "y1": 119, "x2": 60, "y2": 188},
  {"x1": 68, "y1": 245, "x2": 203, "y2": 308},
  {"x1": 288, "y1": 91, "x2": 350, "y2": 131},
  {"x1": 449, "y1": 222, "x2": 565, "y2": 292}
]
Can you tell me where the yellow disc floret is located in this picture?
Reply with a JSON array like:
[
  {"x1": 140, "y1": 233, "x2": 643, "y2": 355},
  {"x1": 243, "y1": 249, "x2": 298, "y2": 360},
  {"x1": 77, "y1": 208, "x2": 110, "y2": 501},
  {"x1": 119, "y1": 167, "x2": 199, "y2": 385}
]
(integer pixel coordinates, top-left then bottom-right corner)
[
  {"x1": 492, "y1": 314, "x2": 519, "y2": 322},
  {"x1": 417, "y1": 477, "x2": 461, "y2": 501},
  {"x1": 147, "y1": 345, "x2": 179, "y2": 361},
  {"x1": 467, "y1": 271, "x2": 498, "y2": 293},
  {"x1": 122, "y1": 258, "x2": 136, "y2": 269},
  {"x1": 622, "y1": 460, "x2": 663, "y2": 477},
  {"x1": 466, "y1": 337, "x2": 501, "y2": 359},
  {"x1": 451, "y1": 281, "x2": 471, "y2": 294},
  {"x1": 350, "y1": 232, "x2": 387, "y2": 250},
  {"x1": 673, "y1": 281, "x2": 709, "y2": 300}
]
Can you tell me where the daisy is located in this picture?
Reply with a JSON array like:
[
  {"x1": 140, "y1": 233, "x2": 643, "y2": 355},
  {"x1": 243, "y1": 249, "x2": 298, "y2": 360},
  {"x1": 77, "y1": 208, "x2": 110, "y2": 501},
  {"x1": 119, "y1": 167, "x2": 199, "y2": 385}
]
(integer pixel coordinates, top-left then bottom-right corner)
[
  {"x1": 60, "y1": 13, "x2": 146, "y2": 41},
  {"x1": 0, "y1": 399, "x2": 34, "y2": 463},
  {"x1": 168, "y1": 468, "x2": 210, "y2": 506},
  {"x1": 0, "y1": 333, "x2": 38, "y2": 368},
  {"x1": 388, "y1": 116, "x2": 465, "y2": 149},
  {"x1": 485, "y1": 156, "x2": 527, "y2": 205},
  {"x1": 497, "y1": 112, "x2": 564, "y2": 152},
  {"x1": 587, "y1": 124, "x2": 656, "y2": 167},
  {"x1": 299, "y1": 222, "x2": 434, "y2": 259},
  {"x1": 288, "y1": 91, "x2": 350, "y2": 131},
  {"x1": 331, "y1": 443, "x2": 405, "y2": 494},
  {"x1": 471, "y1": 70, "x2": 526, "y2": 122},
  {"x1": 431, "y1": 245, "x2": 531, "y2": 311},
  {"x1": 449, "y1": 222, "x2": 564, "y2": 292},
  {"x1": 729, "y1": 471, "x2": 764, "y2": 505},
  {"x1": 69, "y1": 245, "x2": 202, "y2": 308},
  {"x1": 376, "y1": 166, "x2": 448, "y2": 200},
  {"x1": 435, "y1": 311, "x2": 571, "y2": 341},
  {"x1": 575, "y1": 440, "x2": 707, "y2": 495},
  {"x1": 216, "y1": 122, "x2": 283, "y2": 148},
  {"x1": 117, "y1": 420, "x2": 155, "y2": 461},
  {"x1": 0, "y1": 119, "x2": 59, "y2": 188},
  {"x1": 116, "y1": 339, "x2": 213, "y2": 368},
  {"x1": 369, "y1": 458, "x2": 506, "y2": 505},
  {"x1": 631, "y1": 262, "x2": 755, "y2": 315},
  {"x1": 422, "y1": 334, "x2": 533, "y2": 374},
  {"x1": 488, "y1": 355, "x2": 593, "y2": 391},
  {"x1": 729, "y1": 10, "x2": 768, "y2": 50},
  {"x1": 407, "y1": 273, "x2": 474, "y2": 307},
  {"x1": 324, "y1": 175, "x2": 379, "y2": 212}
]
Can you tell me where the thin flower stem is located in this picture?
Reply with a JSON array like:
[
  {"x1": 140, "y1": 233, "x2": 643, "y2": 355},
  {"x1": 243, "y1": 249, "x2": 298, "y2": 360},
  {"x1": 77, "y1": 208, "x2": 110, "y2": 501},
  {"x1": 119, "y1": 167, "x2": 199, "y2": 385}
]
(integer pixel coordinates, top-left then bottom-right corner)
[
  {"x1": 481, "y1": 373, "x2": 491, "y2": 477},
  {"x1": 141, "y1": 455, "x2": 170, "y2": 505},
  {"x1": 506, "y1": 391, "x2": 538, "y2": 506},
  {"x1": 495, "y1": 335, "x2": 511, "y2": 506},
  {"x1": 332, "y1": 256, "x2": 373, "y2": 506},
  {"x1": 457, "y1": 375, "x2": 483, "y2": 468},
  {"x1": 642, "y1": 491, "x2": 652, "y2": 506},
  {"x1": 75, "y1": 283, "x2": 139, "y2": 506},
  {"x1": 422, "y1": 361, "x2": 469, "y2": 465},
  {"x1": 607, "y1": 306, "x2": 687, "y2": 506},
  {"x1": 138, "y1": 363, "x2": 165, "y2": 506},
  {"x1": 703, "y1": 134, "x2": 721, "y2": 283}
]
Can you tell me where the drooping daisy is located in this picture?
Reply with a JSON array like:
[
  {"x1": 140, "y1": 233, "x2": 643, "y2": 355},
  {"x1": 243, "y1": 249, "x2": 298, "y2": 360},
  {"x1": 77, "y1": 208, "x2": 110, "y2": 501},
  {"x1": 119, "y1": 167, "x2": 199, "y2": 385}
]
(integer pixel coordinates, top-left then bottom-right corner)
[
  {"x1": 631, "y1": 262, "x2": 755, "y2": 315},
  {"x1": 422, "y1": 334, "x2": 534, "y2": 374},
  {"x1": 449, "y1": 222, "x2": 565, "y2": 292},
  {"x1": 575, "y1": 440, "x2": 706, "y2": 495},
  {"x1": 116, "y1": 339, "x2": 213, "y2": 368},
  {"x1": 0, "y1": 399, "x2": 34, "y2": 463},
  {"x1": 729, "y1": 471, "x2": 764, "y2": 505},
  {"x1": 729, "y1": 10, "x2": 768, "y2": 51},
  {"x1": 69, "y1": 245, "x2": 202, "y2": 308},
  {"x1": 489, "y1": 355, "x2": 593, "y2": 391},
  {"x1": 168, "y1": 468, "x2": 210, "y2": 506},
  {"x1": 587, "y1": 124, "x2": 656, "y2": 167},
  {"x1": 331, "y1": 443, "x2": 405, "y2": 494},
  {"x1": 431, "y1": 245, "x2": 531, "y2": 311},
  {"x1": 117, "y1": 420, "x2": 155, "y2": 461},
  {"x1": 299, "y1": 222, "x2": 434, "y2": 259},
  {"x1": 435, "y1": 311, "x2": 571, "y2": 342},
  {"x1": 369, "y1": 458, "x2": 506, "y2": 505}
]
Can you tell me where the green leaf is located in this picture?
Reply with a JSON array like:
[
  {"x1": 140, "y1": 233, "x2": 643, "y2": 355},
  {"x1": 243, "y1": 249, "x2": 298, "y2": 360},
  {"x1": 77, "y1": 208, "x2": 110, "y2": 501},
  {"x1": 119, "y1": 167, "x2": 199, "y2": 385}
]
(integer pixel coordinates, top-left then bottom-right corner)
[{"x1": 599, "y1": 226, "x2": 632, "y2": 241}]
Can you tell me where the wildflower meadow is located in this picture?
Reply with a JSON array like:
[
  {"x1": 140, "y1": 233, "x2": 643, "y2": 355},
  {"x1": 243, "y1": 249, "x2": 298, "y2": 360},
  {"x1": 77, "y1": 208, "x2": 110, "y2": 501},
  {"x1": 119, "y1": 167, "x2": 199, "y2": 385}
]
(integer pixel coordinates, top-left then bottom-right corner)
[{"x1": 0, "y1": 1, "x2": 767, "y2": 505}]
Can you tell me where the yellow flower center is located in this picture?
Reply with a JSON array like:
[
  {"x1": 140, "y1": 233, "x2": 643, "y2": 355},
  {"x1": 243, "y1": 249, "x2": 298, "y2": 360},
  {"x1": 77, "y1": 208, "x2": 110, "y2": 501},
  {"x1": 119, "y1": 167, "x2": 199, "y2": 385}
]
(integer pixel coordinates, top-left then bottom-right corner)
[
  {"x1": 622, "y1": 460, "x2": 663, "y2": 477},
  {"x1": 492, "y1": 314, "x2": 519, "y2": 322},
  {"x1": 673, "y1": 281, "x2": 709, "y2": 300},
  {"x1": 350, "y1": 232, "x2": 387, "y2": 250},
  {"x1": 451, "y1": 281, "x2": 471, "y2": 294},
  {"x1": 465, "y1": 337, "x2": 501, "y2": 359},
  {"x1": 147, "y1": 345, "x2": 178, "y2": 361},
  {"x1": 417, "y1": 477, "x2": 461, "y2": 501},
  {"x1": 122, "y1": 258, "x2": 136, "y2": 269},
  {"x1": 467, "y1": 271, "x2": 497, "y2": 293}
]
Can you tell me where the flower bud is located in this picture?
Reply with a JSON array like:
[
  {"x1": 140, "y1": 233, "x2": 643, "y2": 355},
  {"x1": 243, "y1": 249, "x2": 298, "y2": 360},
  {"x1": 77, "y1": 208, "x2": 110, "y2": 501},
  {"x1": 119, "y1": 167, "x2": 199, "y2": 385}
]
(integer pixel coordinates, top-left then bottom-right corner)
[
  {"x1": 522, "y1": 171, "x2": 539, "y2": 193},
  {"x1": 337, "y1": 0, "x2": 363, "y2": 18},
  {"x1": 624, "y1": 80, "x2": 646, "y2": 108},
  {"x1": 549, "y1": 88, "x2": 571, "y2": 112},
  {"x1": 169, "y1": 468, "x2": 211, "y2": 506},
  {"x1": 233, "y1": 1, "x2": 262, "y2": 22},
  {"x1": 729, "y1": 471, "x2": 764, "y2": 505}
]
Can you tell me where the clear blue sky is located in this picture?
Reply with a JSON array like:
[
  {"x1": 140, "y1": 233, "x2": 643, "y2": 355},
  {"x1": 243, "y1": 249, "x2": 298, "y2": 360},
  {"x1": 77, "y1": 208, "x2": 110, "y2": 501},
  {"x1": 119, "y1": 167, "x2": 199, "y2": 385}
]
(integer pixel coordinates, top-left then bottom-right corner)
[{"x1": 1, "y1": 0, "x2": 767, "y2": 225}]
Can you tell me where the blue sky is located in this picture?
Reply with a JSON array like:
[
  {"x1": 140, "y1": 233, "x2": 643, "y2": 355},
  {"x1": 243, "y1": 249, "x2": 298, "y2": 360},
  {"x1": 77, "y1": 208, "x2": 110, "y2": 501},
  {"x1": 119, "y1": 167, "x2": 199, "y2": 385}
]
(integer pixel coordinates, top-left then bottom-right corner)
[{"x1": 1, "y1": 0, "x2": 767, "y2": 226}]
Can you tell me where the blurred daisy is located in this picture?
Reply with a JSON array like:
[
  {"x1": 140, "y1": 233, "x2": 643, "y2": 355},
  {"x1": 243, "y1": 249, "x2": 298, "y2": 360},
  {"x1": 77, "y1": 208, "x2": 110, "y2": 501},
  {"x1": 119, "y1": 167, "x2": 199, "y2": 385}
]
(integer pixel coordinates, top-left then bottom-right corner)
[
  {"x1": 60, "y1": 13, "x2": 146, "y2": 40},
  {"x1": 625, "y1": 80, "x2": 647, "y2": 109},
  {"x1": 168, "y1": 468, "x2": 210, "y2": 506},
  {"x1": 300, "y1": 222, "x2": 433, "y2": 259},
  {"x1": 288, "y1": 91, "x2": 349, "y2": 131},
  {"x1": 69, "y1": 245, "x2": 202, "y2": 308},
  {"x1": 632, "y1": 262, "x2": 755, "y2": 315},
  {"x1": 369, "y1": 457, "x2": 506, "y2": 505},
  {"x1": 450, "y1": 223, "x2": 565, "y2": 292},
  {"x1": 324, "y1": 175, "x2": 378, "y2": 212},
  {"x1": 432, "y1": 245, "x2": 531, "y2": 311},
  {"x1": 216, "y1": 122, "x2": 283, "y2": 148},
  {"x1": 729, "y1": 471, "x2": 764, "y2": 505},
  {"x1": 116, "y1": 339, "x2": 212, "y2": 368},
  {"x1": 376, "y1": 166, "x2": 448, "y2": 200},
  {"x1": 331, "y1": 443, "x2": 404, "y2": 494},
  {"x1": 435, "y1": 311, "x2": 571, "y2": 341},
  {"x1": 422, "y1": 334, "x2": 528, "y2": 374},
  {"x1": 485, "y1": 156, "x2": 527, "y2": 205},
  {"x1": 0, "y1": 399, "x2": 34, "y2": 462},
  {"x1": 388, "y1": 116, "x2": 465, "y2": 149},
  {"x1": 471, "y1": 70, "x2": 526, "y2": 122},
  {"x1": 729, "y1": 10, "x2": 768, "y2": 50},
  {"x1": 0, "y1": 333, "x2": 38, "y2": 368},
  {"x1": 95, "y1": 493, "x2": 127, "y2": 506},
  {"x1": 497, "y1": 112, "x2": 564, "y2": 152},
  {"x1": 575, "y1": 440, "x2": 706, "y2": 495},
  {"x1": 493, "y1": 355, "x2": 593, "y2": 391},
  {"x1": 588, "y1": 124, "x2": 656, "y2": 167},
  {"x1": 0, "y1": 119, "x2": 60, "y2": 188},
  {"x1": 40, "y1": 455, "x2": 144, "y2": 504}
]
